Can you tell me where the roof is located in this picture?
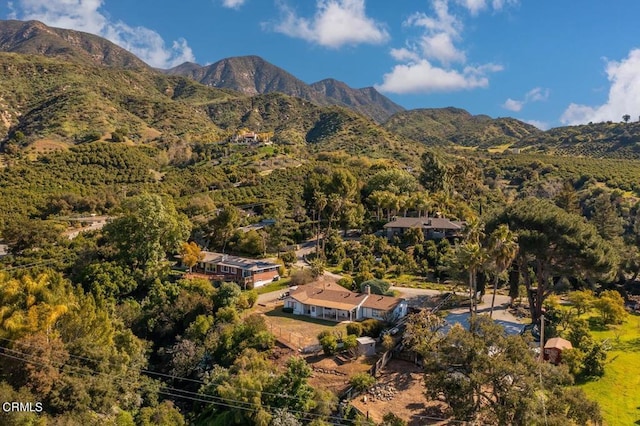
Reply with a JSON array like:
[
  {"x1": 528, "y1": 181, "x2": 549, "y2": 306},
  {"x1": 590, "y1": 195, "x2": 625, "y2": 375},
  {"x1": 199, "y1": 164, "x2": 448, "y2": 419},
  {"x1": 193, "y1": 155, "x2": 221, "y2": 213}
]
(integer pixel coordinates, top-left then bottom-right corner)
[
  {"x1": 383, "y1": 217, "x2": 464, "y2": 230},
  {"x1": 356, "y1": 336, "x2": 376, "y2": 345},
  {"x1": 201, "y1": 251, "x2": 279, "y2": 272},
  {"x1": 289, "y1": 283, "x2": 368, "y2": 311},
  {"x1": 362, "y1": 294, "x2": 403, "y2": 311},
  {"x1": 544, "y1": 337, "x2": 573, "y2": 350},
  {"x1": 288, "y1": 282, "x2": 404, "y2": 312}
]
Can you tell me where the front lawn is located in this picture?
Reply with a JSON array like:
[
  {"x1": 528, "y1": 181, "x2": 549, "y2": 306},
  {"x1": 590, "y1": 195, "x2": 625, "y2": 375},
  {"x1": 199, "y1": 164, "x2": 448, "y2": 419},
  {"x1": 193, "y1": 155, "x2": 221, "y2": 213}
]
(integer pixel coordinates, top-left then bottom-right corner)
[
  {"x1": 578, "y1": 313, "x2": 640, "y2": 425},
  {"x1": 255, "y1": 278, "x2": 290, "y2": 295}
]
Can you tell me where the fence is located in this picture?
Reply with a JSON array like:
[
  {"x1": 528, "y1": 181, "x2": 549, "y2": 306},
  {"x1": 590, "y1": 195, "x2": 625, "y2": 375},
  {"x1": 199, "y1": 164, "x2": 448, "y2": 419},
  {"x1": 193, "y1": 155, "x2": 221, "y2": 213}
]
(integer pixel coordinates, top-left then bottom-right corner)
[{"x1": 268, "y1": 323, "x2": 307, "y2": 351}]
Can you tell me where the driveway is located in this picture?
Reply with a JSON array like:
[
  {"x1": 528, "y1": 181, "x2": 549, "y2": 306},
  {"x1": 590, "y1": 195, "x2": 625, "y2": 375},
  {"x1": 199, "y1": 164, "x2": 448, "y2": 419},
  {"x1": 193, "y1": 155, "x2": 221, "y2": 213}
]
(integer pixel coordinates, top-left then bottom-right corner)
[{"x1": 391, "y1": 286, "x2": 526, "y2": 333}]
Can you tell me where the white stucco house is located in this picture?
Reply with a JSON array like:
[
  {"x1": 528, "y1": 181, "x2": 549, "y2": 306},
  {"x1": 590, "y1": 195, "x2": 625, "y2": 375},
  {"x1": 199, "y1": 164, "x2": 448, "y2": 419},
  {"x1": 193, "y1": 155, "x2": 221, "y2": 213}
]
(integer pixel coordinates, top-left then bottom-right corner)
[{"x1": 284, "y1": 282, "x2": 407, "y2": 323}]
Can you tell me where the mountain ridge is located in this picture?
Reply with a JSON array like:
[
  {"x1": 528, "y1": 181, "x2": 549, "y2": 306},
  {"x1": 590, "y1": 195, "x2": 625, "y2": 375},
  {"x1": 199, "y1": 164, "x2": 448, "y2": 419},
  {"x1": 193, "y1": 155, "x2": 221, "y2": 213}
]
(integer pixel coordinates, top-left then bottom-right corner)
[
  {"x1": 0, "y1": 19, "x2": 148, "y2": 69},
  {"x1": 164, "y1": 55, "x2": 404, "y2": 123}
]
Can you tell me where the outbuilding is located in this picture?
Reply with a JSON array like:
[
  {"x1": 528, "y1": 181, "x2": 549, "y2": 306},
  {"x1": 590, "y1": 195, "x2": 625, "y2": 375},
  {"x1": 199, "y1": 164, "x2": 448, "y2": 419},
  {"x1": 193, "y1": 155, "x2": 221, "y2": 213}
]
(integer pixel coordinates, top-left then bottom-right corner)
[
  {"x1": 543, "y1": 337, "x2": 573, "y2": 364},
  {"x1": 356, "y1": 336, "x2": 377, "y2": 357}
]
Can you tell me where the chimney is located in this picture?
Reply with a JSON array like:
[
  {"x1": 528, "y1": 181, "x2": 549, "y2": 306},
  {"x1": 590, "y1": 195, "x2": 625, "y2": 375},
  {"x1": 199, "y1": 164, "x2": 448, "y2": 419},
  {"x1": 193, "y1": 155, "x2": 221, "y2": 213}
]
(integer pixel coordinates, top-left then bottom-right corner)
[{"x1": 365, "y1": 285, "x2": 371, "y2": 295}]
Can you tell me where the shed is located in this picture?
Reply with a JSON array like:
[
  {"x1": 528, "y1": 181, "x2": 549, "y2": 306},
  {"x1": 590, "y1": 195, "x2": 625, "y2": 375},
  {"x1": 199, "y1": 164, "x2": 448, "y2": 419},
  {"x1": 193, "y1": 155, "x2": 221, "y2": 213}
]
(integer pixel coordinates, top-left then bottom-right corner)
[
  {"x1": 356, "y1": 336, "x2": 377, "y2": 357},
  {"x1": 544, "y1": 337, "x2": 573, "y2": 364}
]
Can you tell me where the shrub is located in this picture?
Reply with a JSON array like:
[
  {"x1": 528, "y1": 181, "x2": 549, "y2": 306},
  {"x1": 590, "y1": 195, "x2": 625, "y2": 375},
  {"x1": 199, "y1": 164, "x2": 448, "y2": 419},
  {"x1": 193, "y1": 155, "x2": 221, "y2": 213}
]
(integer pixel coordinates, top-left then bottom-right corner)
[
  {"x1": 337, "y1": 276, "x2": 354, "y2": 291},
  {"x1": 319, "y1": 333, "x2": 338, "y2": 355},
  {"x1": 282, "y1": 307, "x2": 294, "y2": 314},
  {"x1": 346, "y1": 323, "x2": 363, "y2": 337},
  {"x1": 360, "y1": 279, "x2": 391, "y2": 295},
  {"x1": 341, "y1": 258, "x2": 354, "y2": 272},
  {"x1": 360, "y1": 319, "x2": 384, "y2": 338},
  {"x1": 280, "y1": 251, "x2": 296, "y2": 266},
  {"x1": 290, "y1": 269, "x2": 314, "y2": 286},
  {"x1": 349, "y1": 372, "x2": 375, "y2": 392}
]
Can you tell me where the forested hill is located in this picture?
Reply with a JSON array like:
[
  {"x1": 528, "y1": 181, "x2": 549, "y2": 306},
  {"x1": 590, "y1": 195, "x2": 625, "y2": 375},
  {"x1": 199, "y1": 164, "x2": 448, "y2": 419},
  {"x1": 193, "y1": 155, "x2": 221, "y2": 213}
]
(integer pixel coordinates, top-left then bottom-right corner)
[
  {"x1": 0, "y1": 53, "x2": 233, "y2": 146},
  {"x1": 164, "y1": 55, "x2": 405, "y2": 123},
  {"x1": 514, "y1": 120, "x2": 640, "y2": 158},
  {"x1": 383, "y1": 107, "x2": 541, "y2": 149},
  {"x1": 0, "y1": 19, "x2": 148, "y2": 69}
]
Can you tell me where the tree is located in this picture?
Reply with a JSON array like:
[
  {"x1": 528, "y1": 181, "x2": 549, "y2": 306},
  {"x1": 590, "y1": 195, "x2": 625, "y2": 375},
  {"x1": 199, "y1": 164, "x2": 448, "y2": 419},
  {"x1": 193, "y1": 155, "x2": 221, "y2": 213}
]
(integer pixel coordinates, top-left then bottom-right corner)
[
  {"x1": 407, "y1": 315, "x2": 601, "y2": 424},
  {"x1": 180, "y1": 241, "x2": 204, "y2": 272},
  {"x1": 593, "y1": 289, "x2": 627, "y2": 324},
  {"x1": 489, "y1": 199, "x2": 617, "y2": 323},
  {"x1": 103, "y1": 193, "x2": 191, "y2": 275},
  {"x1": 419, "y1": 151, "x2": 449, "y2": 193},
  {"x1": 360, "y1": 279, "x2": 391, "y2": 295},
  {"x1": 623, "y1": 114, "x2": 631, "y2": 123},
  {"x1": 381, "y1": 413, "x2": 407, "y2": 426},
  {"x1": 319, "y1": 334, "x2": 338, "y2": 355},
  {"x1": 554, "y1": 180, "x2": 581, "y2": 215},
  {"x1": 342, "y1": 334, "x2": 358, "y2": 358},
  {"x1": 309, "y1": 258, "x2": 325, "y2": 278},
  {"x1": 567, "y1": 290, "x2": 595, "y2": 315},
  {"x1": 207, "y1": 205, "x2": 240, "y2": 253},
  {"x1": 487, "y1": 224, "x2": 518, "y2": 318},
  {"x1": 2, "y1": 218, "x2": 63, "y2": 254}
]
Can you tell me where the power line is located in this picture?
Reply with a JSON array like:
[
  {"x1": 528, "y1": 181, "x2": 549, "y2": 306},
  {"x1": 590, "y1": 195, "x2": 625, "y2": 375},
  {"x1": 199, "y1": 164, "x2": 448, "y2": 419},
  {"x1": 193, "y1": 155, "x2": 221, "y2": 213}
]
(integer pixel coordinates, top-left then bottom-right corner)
[
  {"x1": 0, "y1": 336, "x2": 324, "y2": 403},
  {"x1": 1, "y1": 259, "x2": 58, "y2": 271},
  {"x1": 0, "y1": 344, "x2": 352, "y2": 425}
]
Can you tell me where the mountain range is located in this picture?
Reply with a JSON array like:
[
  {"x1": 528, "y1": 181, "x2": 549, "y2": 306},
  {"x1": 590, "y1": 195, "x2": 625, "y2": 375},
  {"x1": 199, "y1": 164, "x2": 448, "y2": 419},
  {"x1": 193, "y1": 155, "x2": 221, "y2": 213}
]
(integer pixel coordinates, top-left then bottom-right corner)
[
  {"x1": 1, "y1": 19, "x2": 640, "y2": 160},
  {"x1": 163, "y1": 56, "x2": 404, "y2": 123}
]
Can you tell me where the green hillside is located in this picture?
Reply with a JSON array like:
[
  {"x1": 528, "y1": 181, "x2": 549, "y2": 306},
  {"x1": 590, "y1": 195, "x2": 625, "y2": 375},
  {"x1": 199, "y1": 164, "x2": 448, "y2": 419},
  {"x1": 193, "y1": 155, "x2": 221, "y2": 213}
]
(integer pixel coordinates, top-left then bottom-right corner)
[
  {"x1": 514, "y1": 121, "x2": 640, "y2": 158},
  {"x1": 384, "y1": 107, "x2": 540, "y2": 148},
  {"x1": 0, "y1": 53, "x2": 233, "y2": 147}
]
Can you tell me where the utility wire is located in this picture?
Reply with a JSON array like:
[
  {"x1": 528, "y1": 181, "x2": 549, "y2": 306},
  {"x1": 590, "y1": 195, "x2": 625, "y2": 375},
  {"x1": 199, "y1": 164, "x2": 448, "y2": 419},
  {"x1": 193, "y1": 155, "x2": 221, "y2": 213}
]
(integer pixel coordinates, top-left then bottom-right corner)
[{"x1": 0, "y1": 344, "x2": 352, "y2": 425}]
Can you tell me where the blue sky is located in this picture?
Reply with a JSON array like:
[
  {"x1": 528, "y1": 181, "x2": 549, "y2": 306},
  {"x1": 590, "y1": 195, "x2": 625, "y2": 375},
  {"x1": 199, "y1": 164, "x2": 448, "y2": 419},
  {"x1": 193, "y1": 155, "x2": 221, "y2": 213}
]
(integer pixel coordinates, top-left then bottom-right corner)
[{"x1": 3, "y1": 0, "x2": 640, "y2": 129}]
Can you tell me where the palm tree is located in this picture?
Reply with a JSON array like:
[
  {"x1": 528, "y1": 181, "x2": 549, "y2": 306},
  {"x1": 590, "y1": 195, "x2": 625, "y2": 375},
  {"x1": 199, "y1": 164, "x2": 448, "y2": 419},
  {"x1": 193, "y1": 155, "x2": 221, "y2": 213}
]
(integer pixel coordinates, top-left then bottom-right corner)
[
  {"x1": 458, "y1": 217, "x2": 487, "y2": 314},
  {"x1": 487, "y1": 224, "x2": 519, "y2": 318},
  {"x1": 458, "y1": 241, "x2": 487, "y2": 314}
]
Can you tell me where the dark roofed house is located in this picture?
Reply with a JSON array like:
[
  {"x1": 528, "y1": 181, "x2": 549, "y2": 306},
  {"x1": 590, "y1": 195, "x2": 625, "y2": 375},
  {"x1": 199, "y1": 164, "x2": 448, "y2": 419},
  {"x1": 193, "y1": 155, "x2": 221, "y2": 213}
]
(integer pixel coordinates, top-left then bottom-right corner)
[
  {"x1": 383, "y1": 217, "x2": 465, "y2": 240},
  {"x1": 284, "y1": 282, "x2": 407, "y2": 322},
  {"x1": 191, "y1": 251, "x2": 280, "y2": 289}
]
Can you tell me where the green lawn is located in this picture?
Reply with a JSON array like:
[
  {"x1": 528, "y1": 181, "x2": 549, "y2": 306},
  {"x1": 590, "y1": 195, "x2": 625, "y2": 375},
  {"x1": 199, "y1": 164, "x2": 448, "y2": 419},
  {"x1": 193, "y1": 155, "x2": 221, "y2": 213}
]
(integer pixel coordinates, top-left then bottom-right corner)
[
  {"x1": 578, "y1": 313, "x2": 640, "y2": 425},
  {"x1": 255, "y1": 278, "x2": 290, "y2": 295}
]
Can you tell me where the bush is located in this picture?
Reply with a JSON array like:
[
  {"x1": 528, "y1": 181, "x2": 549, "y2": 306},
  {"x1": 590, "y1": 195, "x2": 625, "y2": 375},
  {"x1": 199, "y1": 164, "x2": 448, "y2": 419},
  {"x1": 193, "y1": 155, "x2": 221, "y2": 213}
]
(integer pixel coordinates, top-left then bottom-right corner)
[
  {"x1": 360, "y1": 319, "x2": 384, "y2": 338},
  {"x1": 282, "y1": 307, "x2": 294, "y2": 314},
  {"x1": 341, "y1": 258, "x2": 354, "y2": 272},
  {"x1": 337, "y1": 276, "x2": 354, "y2": 291},
  {"x1": 319, "y1": 333, "x2": 338, "y2": 355},
  {"x1": 360, "y1": 279, "x2": 391, "y2": 295},
  {"x1": 290, "y1": 269, "x2": 314, "y2": 286},
  {"x1": 349, "y1": 372, "x2": 376, "y2": 392},
  {"x1": 346, "y1": 323, "x2": 363, "y2": 337},
  {"x1": 280, "y1": 250, "x2": 296, "y2": 266}
]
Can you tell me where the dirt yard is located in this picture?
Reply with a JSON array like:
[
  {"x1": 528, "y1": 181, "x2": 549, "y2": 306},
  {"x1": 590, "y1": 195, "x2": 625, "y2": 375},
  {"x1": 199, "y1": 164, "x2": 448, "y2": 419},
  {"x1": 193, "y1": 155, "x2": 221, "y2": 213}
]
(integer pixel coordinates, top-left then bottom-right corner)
[
  {"x1": 267, "y1": 342, "x2": 375, "y2": 396},
  {"x1": 350, "y1": 359, "x2": 447, "y2": 425},
  {"x1": 255, "y1": 304, "x2": 350, "y2": 349}
]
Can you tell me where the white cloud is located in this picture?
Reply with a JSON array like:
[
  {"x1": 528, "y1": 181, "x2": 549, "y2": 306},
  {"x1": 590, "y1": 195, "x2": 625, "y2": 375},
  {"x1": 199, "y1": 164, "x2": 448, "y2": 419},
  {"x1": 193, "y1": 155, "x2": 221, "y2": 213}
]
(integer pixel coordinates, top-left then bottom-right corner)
[
  {"x1": 377, "y1": 0, "x2": 504, "y2": 94},
  {"x1": 561, "y1": 49, "x2": 640, "y2": 125},
  {"x1": 526, "y1": 87, "x2": 549, "y2": 102},
  {"x1": 375, "y1": 60, "x2": 500, "y2": 93},
  {"x1": 455, "y1": 0, "x2": 518, "y2": 15},
  {"x1": 9, "y1": 0, "x2": 195, "y2": 68},
  {"x1": 273, "y1": 0, "x2": 389, "y2": 48},
  {"x1": 502, "y1": 98, "x2": 523, "y2": 112},
  {"x1": 221, "y1": 0, "x2": 246, "y2": 9},
  {"x1": 501, "y1": 86, "x2": 550, "y2": 111},
  {"x1": 456, "y1": 0, "x2": 487, "y2": 15},
  {"x1": 523, "y1": 119, "x2": 550, "y2": 130}
]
